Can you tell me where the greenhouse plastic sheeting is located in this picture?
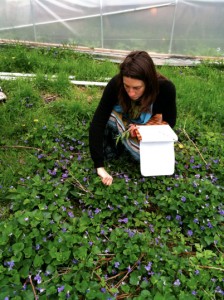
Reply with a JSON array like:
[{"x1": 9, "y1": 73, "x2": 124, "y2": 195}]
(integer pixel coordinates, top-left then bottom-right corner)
[{"x1": 0, "y1": 0, "x2": 223, "y2": 56}]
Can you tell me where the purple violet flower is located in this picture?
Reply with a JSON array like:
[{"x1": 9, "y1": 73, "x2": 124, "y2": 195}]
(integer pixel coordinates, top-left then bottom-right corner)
[
  {"x1": 187, "y1": 230, "x2": 193, "y2": 237},
  {"x1": 94, "y1": 208, "x2": 101, "y2": 214},
  {"x1": 68, "y1": 211, "x2": 74, "y2": 218},
  {"x1": 176, "y1": 215, "x2": 181, "y2": 221},
  {"x1": 101, "y1": 287, "x2": 106, "y2": 293},
  {"x1": 127, "y1": 265, "x2": 132, "y2": 273},
  {"x1": 145, "y1": 262, "x2": 152, "y2": 272},
  {"x1": 207, "y1": 221, "x2": 213, "y2": 228},
  {"x1": 58, "y1": 286, "x2": 65, "y2": 293},
  {"x1": 34, "y1": 273, "x2": 42, "y2": 284},
  {"x1": 213, "y1": 159, "x2": 219, "y2": 164},
  {"x1": 215, "y1": 286, "x2": 224, "y2": 295},
  {"x1": 62, "y1": 173, "x2": 68, "y2": 178},
  {"x1": 5, "y1": 260, "x2": 15, "y2": 270},
  {"x1": 127, "y1": 229, "x2": 135, "y2": 237},
  {"x1": 173, "y1": 279, "x2": 181, "y2": 286},
  {"x1": 181, "y1": 196, "x2": 186, "y2": 202},
  {"x1": 149, "y1": 224, "x2": 154, "y2": 232},
  {"x1": 118, "y1": 218, "x2": 128, "y2": 224},
  {"x1": 219, "y1": 209, "x2": 224, "y2": 216},
  {"x1": 72, "y1": 259, "x2": 78, "y2": 264}
]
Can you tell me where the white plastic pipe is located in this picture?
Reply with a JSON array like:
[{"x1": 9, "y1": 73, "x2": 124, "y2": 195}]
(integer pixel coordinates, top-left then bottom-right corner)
[{"x1": 0, "y1": 72, "x2": 108, "y2": 86}]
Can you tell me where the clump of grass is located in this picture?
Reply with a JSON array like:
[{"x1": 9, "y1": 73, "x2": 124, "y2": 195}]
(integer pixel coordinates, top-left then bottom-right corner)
[
  {"x1": 158, "y1": 63, "x2": 224, "y2": 129},
  {"x1": 0, "y1": 44, "x2": 118, "y2": 79}
]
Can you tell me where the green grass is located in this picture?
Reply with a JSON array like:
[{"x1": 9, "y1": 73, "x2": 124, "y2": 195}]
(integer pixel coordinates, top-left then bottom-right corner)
[
  {"x1": 0, "y1": 44, "x2": 118, "y2": 80},
  {"x1": 0, "y1": 44, "x2": 223, "y2": 299}
]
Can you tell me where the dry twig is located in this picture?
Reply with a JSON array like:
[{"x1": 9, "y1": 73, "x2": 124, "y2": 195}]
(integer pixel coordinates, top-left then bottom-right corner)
[
  {"x1": 29, "y1": 275, "x2": 38, "y2": 300},
  {"x1": 181, "y1": 122, "x2": 207, "y2": 165},
  {"x1": 0, "y1": 145, "x2": 43, "y2": 152},
  {"x1": 114, "y1": 253, "x2": 145, "y2": 289},
  {"x1": 199, "y1": 265, "x2": 224, "y2": 272}
]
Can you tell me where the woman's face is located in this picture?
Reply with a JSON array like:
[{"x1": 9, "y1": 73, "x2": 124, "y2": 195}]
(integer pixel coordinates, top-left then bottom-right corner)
[{"x1": 123, "y1": 76, "x2": 145, "y2": 101}]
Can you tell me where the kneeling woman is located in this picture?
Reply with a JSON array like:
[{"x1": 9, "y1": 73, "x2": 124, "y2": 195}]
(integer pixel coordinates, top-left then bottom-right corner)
[{"x1": 89, "y1": 50, "x2": 177, "y2": 186}]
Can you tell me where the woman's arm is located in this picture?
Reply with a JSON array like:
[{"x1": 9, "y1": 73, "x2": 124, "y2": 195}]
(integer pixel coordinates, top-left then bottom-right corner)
[
  {"x1": 89, "y1": 76, "x2": 119, "y2": 168},
  {"x1": 153, "y1": 79, "x2": 177, "y2": 128}
]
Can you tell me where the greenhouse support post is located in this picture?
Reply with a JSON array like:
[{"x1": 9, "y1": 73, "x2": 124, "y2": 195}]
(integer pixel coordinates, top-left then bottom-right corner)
[
  {"x1": 30, "y1": 0, "x2": 37, "y2": 42},
  {"x1": 100, "y1": 0, "x2": 104, "y2": 48},
  {"x1": 169, "y1": 0, "x2": 178, "y2": 54}
]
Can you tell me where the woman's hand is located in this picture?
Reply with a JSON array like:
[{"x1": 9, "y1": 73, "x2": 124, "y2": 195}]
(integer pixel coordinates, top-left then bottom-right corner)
[
  {"x1": 97, "y1": 167, "x2": 113, "y2": 186},
  {"x1": 128, "y1": 124, "x2": 137, "y2": 137}
]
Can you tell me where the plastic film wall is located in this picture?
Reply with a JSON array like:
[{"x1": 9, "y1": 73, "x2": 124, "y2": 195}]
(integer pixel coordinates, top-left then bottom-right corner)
[{"x1": 0, "y1": 0, "x2": 223, "y2": 56}]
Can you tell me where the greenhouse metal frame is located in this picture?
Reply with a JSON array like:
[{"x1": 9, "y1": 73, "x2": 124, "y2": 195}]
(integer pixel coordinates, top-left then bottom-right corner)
[{"x1": 0, "y1": 0, "x2": 223, "y2": 57}]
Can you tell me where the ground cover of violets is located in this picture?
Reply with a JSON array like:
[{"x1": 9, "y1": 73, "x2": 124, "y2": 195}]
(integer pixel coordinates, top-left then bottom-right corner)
[
  {"x1": 1, "y1": 103, "x2": 223, "y2": 300},
  {"x1": 0, "y1": 47, "x2": 223, "y2": 300}
]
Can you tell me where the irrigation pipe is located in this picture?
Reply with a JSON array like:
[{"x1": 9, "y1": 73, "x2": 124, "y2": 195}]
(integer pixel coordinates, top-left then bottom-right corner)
[{"x1": 0, "y1": 72, "x2": 108, "y2": 87}]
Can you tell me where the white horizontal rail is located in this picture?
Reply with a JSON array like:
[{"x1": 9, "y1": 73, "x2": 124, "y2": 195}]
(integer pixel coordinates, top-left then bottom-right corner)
[{"x1": 0, "y1": 72, "x2": 108, "y2": 86}]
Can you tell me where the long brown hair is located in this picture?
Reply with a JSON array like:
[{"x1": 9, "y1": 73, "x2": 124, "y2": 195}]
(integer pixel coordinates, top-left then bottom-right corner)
[{"x1": 117, "y1": 51, "x2": 162, "y2": 114}]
